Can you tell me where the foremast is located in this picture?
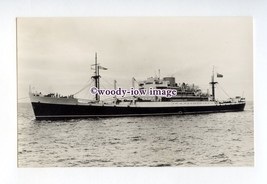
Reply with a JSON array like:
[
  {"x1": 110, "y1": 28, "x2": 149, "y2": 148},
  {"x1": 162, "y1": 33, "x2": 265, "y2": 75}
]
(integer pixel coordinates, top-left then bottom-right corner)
[
  {"x1": 91, "y1": 53, "x2": 100, "y2": 101},
  {"x1": 91, "y1": 53, "x2": 108, "y2": 101}
]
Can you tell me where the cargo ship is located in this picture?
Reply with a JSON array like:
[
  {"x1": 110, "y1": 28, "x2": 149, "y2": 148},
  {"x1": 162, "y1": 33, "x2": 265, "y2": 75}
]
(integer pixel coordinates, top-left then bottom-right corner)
[{"x1": 29, "y1": 54, "x2": 246, "y2": 120}]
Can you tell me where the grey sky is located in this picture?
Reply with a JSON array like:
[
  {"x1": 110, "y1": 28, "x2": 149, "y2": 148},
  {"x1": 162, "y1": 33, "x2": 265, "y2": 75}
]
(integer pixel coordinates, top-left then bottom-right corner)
[{"x1": 17, "y1": 17, "x2": 253, "y2": 101}]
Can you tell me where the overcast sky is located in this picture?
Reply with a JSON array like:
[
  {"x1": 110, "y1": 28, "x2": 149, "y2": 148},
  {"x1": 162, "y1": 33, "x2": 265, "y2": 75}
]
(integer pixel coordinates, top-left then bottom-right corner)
[{"x1": 17, "y1": 17, "x2": 253, "y2": 101}]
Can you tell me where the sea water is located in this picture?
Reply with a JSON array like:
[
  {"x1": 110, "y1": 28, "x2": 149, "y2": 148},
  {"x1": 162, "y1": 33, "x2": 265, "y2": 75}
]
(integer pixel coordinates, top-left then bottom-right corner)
[{"x1": 17, "y1": 102, "x2": 254, "y2": 167}]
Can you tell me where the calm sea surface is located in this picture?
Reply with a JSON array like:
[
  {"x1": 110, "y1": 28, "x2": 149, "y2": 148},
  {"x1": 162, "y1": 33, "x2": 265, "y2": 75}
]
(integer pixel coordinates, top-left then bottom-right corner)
[{"x1": 18, "y1": 102, "x2": 254, "y2": 167}]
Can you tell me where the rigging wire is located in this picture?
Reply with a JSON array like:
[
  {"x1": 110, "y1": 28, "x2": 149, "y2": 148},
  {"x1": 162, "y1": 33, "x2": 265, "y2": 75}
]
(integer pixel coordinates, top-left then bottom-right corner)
[
  {"x1": 72, "y1": 79, "x2": 93, "y2": 96},
  {"x1": 101, "y1": 78, "x2": 114, "y2": 89},
  {"x1": 82, "y1": 87, "x2": 90, "y2": 99},
  {"x1": 217, "y1": 84, "x2": 231, "y2": 98}
]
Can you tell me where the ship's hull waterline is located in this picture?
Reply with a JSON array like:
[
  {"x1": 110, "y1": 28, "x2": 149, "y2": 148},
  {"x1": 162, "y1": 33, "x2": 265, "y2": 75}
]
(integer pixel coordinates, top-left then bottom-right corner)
[{"x1": 31, "y1": 101, "x2": 245, "y2": 120}]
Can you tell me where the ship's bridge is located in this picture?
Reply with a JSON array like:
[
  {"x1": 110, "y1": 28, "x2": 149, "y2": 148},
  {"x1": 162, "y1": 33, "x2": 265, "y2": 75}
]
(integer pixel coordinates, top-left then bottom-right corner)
[
  {"x1": 138, "y1": 76, "x2": 178, "y2": 89},
  {"x1": 137, "y1": 76, "x2": 209, "y2": 101}
]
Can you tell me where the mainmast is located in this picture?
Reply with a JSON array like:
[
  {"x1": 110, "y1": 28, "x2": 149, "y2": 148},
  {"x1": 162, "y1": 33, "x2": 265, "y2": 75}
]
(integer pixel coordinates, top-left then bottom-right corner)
[{"x1": 209, "y1": 67, "x2": 218, "y2": 101}]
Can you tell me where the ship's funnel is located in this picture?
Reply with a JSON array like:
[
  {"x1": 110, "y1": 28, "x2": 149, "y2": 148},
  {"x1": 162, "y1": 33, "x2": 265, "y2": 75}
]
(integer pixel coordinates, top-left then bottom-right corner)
[{"x1": 163, "y1": 77, "x2": 175, "y2": 87}]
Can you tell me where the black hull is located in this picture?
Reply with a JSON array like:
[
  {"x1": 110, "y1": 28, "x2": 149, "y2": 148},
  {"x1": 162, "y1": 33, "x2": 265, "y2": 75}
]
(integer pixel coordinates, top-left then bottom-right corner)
[{"x1": 31, "y1": 102, "x2": 246, "y2": 120}]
